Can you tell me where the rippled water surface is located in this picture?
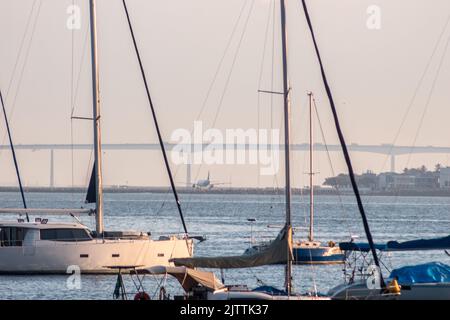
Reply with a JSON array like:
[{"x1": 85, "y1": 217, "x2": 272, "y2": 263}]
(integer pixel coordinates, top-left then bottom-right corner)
[{"x1": 0, "y1": 191, "x2": 449, "y2": 299}]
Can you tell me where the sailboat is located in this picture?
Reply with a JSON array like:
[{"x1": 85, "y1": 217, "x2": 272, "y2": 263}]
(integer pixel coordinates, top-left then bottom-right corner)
[
  {"x1": 245, "y1": 92, "x2": 344, "y2": 265},
  {"x1": 293, "y1": 92, "x2": 344, "y2": 264},
  {"x1": 296, "y1": 0, "x2": 450, "y2": 299},
  {"x1": 139, "y1": 0, "x2": 329, "y2": 300},
  {"x1": 0, "y1": 0, "x2": 193, "y2": 274},
  {"x1": 111, "y1": 0, "x2": 387, "y2": 300},
  {"x1": 328, "y1": 238, "x2": 450, "y2": 299}
]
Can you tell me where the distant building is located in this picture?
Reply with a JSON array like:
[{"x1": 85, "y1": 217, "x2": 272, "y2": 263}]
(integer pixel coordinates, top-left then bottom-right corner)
[
  {"x1": 392, "y1": 175, "x2": 416, "y2": 190},
  {"x1": 325, "y1": 165, "x2": 443, "y2": 192},
  {"x1": 415, "y1": 174, "x2": 439, "y2": 189},
  {"x1": 440, "y1": 167, "x2": 450, "y2": 189},
  {"x1": 377, "y1": 173, "x2": 415, "y2": 190},
  {"x1": 377, "y1": 173, "x2": 393, "y2": 190}
]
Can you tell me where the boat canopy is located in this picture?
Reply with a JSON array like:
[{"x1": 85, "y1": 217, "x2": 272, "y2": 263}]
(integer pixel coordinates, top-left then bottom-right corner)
[
  {"x1": 141, "y1": 266, "x2": 224, "y2": 292},
  {"x1": 390, "y1": 262, "x2": 450, "y2": 284},
  {"x1": 340, "y1": 235, "x2": 450, "y2": 252},
  {"x1": 170, "y1": 226, "x2": 293, "y2": 269}
]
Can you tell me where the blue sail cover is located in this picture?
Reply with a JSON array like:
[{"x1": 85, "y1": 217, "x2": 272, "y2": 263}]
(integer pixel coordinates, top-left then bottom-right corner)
[
  {"x1": 387, "y1": 235, "x2": 450, "y2": 251},
  {"x1": 339, "y1": 242, "x2": 387, "y2": 252},
  {"x1": 340, "y1": 235, "x2": 450, "y2": 252},
  {"x1": 390, "y1": 262, "x2": 450, "y2": 284}
]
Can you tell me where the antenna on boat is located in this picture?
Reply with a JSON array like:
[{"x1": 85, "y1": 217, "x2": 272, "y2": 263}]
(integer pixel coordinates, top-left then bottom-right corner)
[
  {"x1": 280, "y1": 0, "x2": 293, "y2": 296},
  {"x1": 308, "y1": 91, "x2": 314, "y2": 242},
  {"x1": 89, "y1": 0, "x2": 104, "y2": 235}
]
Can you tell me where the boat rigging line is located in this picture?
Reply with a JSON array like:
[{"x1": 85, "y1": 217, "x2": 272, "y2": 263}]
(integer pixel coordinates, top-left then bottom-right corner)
[
  {"x1": 256, "y1": 0, "x2": 275, "y2": 188},
  {"x1": 210, "y1": 0, "x2": 256, "y2": 130},
  {"x1": 2, "y1": 0, "x2": 39, "y2": 100},
  {"x1": 121, "y1": 0, "x2": 188, "y2": 235},
  {"x1": 0, "y1": 89, "x2": 28, "y2": 222},
  {"x1": 177, "y1": 0, "x2": 256, "y2": 217},
  {"x1": 312, "y1": 96, "x2": 352, "y2": 236},
  {"x1": 0, "y1": 0, "x2": 42, "y2": 159},
  {"x1": 167, "y1": 1, "x2": 256, "y2": 220},
  {"x1": 390, "y1": 32, "x2": 450, "y2": 206},
  {"x1": 195, "y1": 0, "x2": 249, "y2": 122},
  {"x1": 300, "y1": 0, "x2": 386, "y2": 288},
  {"x1": 403, "y1": 34, "x2": 450, "y2": 172},
  {"x1": 378, "y1": 13, "x2": 450, "y2": 175}
]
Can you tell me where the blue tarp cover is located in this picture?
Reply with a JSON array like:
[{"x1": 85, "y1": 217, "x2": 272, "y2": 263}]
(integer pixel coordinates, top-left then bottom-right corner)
[{"x1": 389, "y1": 262, "x2": 450, "y2": 284}]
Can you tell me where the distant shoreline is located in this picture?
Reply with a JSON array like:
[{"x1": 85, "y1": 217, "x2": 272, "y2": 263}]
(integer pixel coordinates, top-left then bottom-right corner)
[{"x1": 1, "y1": 186, "x2": 450, "y2": 197}]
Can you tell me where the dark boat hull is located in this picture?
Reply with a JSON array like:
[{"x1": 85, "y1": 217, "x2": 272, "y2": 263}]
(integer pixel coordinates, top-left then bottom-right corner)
[{"x1": 293, "y1": 246, "x2": 345, "y2": 265}]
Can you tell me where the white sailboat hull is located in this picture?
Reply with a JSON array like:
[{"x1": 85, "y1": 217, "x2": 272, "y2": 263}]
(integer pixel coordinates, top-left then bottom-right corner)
[{"x1": 0, "y1": 237, "x2": 193, "y2": 274}]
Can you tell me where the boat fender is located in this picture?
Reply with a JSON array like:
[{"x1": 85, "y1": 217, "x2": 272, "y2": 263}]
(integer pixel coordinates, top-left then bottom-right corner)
[
  {"x1": 387, "y1": 279, "x2": 401, "y2": 295},
  {"x1": 134, "y1": 291, "x2": 151, "y2": 300}
]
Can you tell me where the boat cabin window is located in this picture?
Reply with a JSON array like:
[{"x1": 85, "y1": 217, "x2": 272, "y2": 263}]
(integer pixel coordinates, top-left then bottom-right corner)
[
  {"x1": 0, "y1": 227, "x2": 25, "y2": 247},
  {"x1": 40, "y1": 228, "x2": 92, "y2": 242}
]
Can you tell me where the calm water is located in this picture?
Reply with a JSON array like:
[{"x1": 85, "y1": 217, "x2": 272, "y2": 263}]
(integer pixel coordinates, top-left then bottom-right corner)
[{"x1": 0, "y1": 191, "x2": 449, "y2": 300}]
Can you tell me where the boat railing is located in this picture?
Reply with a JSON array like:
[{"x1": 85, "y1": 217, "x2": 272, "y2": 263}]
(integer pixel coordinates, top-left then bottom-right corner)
[
  {"x1": 27, "y1": 235, "x2": 188, "y2": 247},
  {"x1": 37, "y1": 237, "x2": 142, "y2": 246},
  {"x1": 2, "y1": 233, "x2": 190, "y2": 247}
]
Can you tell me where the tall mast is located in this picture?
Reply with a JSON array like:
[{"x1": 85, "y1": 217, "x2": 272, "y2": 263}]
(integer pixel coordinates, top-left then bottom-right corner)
[
  {"x1": 89, "y1": 0, "x2": 104, "y2": 235},
  {"x1": 308, "y1": 92, "x2": 314, "y2": 241},
  {"x1": 280, "y1": 0, "x2": 292, "y2": 295}
]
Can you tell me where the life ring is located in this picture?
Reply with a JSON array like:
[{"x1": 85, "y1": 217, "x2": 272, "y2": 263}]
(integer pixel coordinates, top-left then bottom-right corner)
[{"x1": 134, "y1": 291, "x2": 151, "y2": 300}]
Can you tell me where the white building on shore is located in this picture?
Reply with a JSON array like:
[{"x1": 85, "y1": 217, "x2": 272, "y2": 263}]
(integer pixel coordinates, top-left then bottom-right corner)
[{"x1": 439, "y1": 167, "x2": 450, "y2": 189}]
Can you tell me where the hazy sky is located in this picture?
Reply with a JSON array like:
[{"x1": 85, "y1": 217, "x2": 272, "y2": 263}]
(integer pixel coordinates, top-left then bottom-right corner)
[{"x1": 1, "y1": 0, "x2": 450, "y2": 189}]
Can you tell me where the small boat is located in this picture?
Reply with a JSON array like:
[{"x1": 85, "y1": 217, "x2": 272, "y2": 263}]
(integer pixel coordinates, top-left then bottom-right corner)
[
  {"x1": 0, "y1": 214, "x2": 192, "y2": 274},
  {"x1": 329, "y1": 237, "x2": 450, "y2": 300},
  {"x1": 293, "y1": 240, "x2": 344, "y2": 265},
  {"x1": 294, "y1": 92, "x2": 344, "y2": 264},
  {"x1": 0, "y1": 0, "x2": 194, "y2": 274},
  {"x1": 329, "y1": 262, "x2": 450, "y2": 300},
  {"x1": 112, "y1": 265, "x2": 328, "y2": 300},
  {"x1": 244, "y1": 92, "x2": 344, "y2": 265},
  {"x1": 244, "y1": 238, "x2": 344, "y2": 265}
]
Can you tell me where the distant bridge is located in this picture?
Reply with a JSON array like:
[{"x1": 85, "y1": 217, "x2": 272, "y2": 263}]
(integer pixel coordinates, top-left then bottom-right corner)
[{"x1": 1, "y1": 143, "x2": 450, "y2": 187}]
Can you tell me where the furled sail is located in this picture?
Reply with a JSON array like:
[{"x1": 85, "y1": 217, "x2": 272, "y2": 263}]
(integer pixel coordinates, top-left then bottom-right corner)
[
  {"x1": 340, "y1": 235, "x2": 450, "y2": 252},
  {"x1": 387, "y1": 236, "x2": 450, "y2": 251},
  {"x1": 85, "y1": 164, "x2": 96, "y2": 204},
  {"x1": 171, "y1": 226, "x2": 293, "y2": 269}
]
